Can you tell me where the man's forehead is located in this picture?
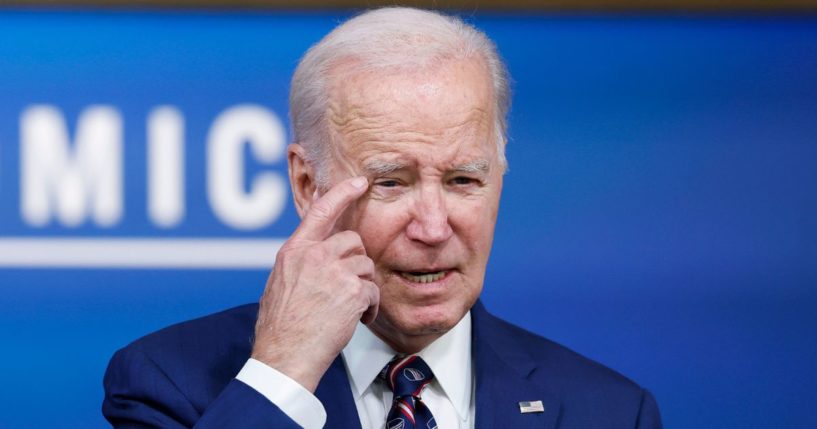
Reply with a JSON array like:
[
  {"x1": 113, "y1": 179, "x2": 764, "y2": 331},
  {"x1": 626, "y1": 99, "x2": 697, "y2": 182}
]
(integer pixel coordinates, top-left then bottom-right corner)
[
  {"x1": 328, "y1": 59, "x2": 493, "y2": 119},
  {"x1": 325, "y1": 57, "x2": 498, "y2": 176}
]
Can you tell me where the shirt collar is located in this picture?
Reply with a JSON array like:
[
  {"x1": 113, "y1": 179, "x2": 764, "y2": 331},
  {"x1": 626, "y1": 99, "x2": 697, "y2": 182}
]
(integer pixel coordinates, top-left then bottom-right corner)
[{"x1": 341, "y1": 311, "x2": 472, "y2": 420}]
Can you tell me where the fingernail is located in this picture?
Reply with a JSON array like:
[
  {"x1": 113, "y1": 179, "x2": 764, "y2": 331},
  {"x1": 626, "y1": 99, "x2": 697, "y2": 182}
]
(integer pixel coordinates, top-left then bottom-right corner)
[{"x1": 351, "y1": 176, "x2": 368, "y2": 189}]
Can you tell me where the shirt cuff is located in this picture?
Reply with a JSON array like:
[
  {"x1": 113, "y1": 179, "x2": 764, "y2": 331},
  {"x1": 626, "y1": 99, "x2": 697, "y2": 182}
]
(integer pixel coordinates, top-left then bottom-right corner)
[{"x1": 235, "y1": 358, "x2": 327, "y2": 429}]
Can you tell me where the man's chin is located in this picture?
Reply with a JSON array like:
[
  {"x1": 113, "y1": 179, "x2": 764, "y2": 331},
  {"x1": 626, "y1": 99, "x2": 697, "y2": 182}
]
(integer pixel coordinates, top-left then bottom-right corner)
[{"x1": 369, "y1": 304, "x2": 464, "y2": 351}]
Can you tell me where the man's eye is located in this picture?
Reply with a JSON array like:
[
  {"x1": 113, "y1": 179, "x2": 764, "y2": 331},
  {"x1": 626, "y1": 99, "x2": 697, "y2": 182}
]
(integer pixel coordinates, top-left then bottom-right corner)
[
  {"x1": 376, "y1": 180, "x2": 400, "y2": 188},
  {"x1": 451, "y1": 176, "x2": 476, "y2": 186}
]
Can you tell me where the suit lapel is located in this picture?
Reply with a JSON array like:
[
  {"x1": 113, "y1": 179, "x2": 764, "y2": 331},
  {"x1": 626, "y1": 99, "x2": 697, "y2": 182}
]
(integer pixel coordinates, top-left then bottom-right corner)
[
  {"x1": 315, "y1": 355, "x2": 362, "y2": 429},
  {"x1": 472, "y1": 302, "x2": 560, "y2": 429}
]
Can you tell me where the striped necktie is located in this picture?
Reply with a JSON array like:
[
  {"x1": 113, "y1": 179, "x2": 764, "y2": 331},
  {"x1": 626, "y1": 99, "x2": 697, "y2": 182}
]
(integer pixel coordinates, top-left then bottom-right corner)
[{"x1": 379, "y1": 355, "x2": 438, "y2": 429}]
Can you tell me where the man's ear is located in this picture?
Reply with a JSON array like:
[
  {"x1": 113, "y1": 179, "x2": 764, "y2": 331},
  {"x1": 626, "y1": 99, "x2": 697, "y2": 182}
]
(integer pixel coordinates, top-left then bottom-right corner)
[{"x1": 287, "y1": 143, "x2": 316, "y2": 219}]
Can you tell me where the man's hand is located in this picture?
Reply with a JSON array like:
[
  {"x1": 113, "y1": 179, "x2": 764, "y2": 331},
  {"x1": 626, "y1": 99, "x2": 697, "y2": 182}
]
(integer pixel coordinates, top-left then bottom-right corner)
[{"x1": 250, "y1": 176, "x2": 379, "y2": 392}]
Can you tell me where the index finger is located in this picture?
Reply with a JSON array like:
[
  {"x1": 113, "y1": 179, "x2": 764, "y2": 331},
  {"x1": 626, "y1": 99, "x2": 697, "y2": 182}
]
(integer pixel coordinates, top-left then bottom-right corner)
[{"x1": 292, "y1": 176, "x2": 368, "y2": 242}]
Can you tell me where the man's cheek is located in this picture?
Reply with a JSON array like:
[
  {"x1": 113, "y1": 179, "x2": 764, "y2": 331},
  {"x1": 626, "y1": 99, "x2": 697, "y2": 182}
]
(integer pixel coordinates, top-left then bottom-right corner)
[
  {"x1": 359, "y1": 202, "x2": 411, "y2": 235},
  {"x1": 450, "y1": 203, "x2": 489, "y2": 228}
]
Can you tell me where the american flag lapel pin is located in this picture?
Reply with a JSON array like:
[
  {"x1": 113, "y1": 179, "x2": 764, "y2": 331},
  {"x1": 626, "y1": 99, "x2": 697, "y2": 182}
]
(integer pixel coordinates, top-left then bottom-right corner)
[{"x1": 518, "y1": 400, "x2": 545, "y2": 414}]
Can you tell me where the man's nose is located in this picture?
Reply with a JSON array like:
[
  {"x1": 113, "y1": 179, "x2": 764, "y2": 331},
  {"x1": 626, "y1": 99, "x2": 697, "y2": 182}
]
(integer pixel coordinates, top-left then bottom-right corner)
[{"x1": 405, "y1": 185, "x2": 454, "y2": 246}]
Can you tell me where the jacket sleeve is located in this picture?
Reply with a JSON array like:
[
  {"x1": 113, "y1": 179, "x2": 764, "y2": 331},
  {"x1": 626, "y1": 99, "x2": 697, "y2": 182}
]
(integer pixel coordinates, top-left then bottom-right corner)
[
  {"x1": 635, "y1": 389, "x2": 663, "y2": 429},
  {"x1": 102, "y1": 347, "x2": 301, "y2": 429}
]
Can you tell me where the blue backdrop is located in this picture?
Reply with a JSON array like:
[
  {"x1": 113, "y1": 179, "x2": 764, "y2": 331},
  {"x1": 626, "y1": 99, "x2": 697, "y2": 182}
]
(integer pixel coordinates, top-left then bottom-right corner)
[{"x1": 0, "y1": 9, "x2": 815, "y2": 429}]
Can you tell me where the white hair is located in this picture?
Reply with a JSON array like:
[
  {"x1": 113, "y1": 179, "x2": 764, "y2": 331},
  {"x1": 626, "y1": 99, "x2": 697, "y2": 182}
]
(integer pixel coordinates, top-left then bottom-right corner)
[{"x1": 289, "y1": 7, "x2": 511, "y2": 187}]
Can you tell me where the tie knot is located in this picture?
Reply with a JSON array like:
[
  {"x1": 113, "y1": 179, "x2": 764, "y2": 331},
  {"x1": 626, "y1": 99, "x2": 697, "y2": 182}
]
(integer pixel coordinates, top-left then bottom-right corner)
[{"x1": 379, "y1": 355, "x2": 435, "y2": 399}]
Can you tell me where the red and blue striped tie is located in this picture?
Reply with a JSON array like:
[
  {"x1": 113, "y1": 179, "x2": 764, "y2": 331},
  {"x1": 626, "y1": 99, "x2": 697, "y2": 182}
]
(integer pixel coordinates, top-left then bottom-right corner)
[{"x1": 380, "y1": 355, "x2": 438, "y2": 429}]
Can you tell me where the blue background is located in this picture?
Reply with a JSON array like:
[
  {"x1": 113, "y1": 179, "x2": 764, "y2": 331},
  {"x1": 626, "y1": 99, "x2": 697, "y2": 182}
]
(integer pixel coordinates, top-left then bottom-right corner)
[{"x1": 1, "y1": 9, "x2": 816, "y2": 428}]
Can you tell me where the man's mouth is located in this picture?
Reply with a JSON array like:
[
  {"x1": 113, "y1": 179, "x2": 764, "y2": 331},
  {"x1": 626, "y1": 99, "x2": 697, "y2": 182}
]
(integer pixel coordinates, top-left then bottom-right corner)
[{"x1": 398, "y1": 270, "x2": 449, "y2": 284}]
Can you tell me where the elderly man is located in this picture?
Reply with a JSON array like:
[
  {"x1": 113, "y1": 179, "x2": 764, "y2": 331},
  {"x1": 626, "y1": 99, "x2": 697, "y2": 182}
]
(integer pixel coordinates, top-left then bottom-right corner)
[{"x1": 103, "y1": 7, "x2": 662, "y2": 429}]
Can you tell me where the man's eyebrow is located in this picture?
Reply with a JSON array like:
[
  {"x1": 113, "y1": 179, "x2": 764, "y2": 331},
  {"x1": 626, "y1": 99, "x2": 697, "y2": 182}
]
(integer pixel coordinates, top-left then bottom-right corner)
[
  {"x1": 452, "y1": 159, "x2": 490, "y2": 174},
  {"x1": 362, "y1": 159, "x2": 490, "y2": 174},
  {"x1": 362, "y1": 160, "x2": 407, "y2": 175}
]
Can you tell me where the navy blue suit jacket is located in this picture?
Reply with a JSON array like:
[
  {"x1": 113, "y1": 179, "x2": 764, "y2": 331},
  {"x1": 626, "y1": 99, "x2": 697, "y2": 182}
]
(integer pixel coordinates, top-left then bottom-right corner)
[{"x1": 103, "y1": 301, "x2": 662, "y2": 428}]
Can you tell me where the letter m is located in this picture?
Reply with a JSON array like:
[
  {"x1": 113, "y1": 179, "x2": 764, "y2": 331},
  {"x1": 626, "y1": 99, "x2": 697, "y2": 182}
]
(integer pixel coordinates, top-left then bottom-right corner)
[{"x1": 20, "y1": 105, "x2": 123, "y2": 227}]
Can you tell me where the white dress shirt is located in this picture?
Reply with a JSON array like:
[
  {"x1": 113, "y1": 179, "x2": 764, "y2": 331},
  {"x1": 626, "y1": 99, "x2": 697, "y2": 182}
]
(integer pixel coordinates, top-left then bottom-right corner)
[{"x1": 236, "y1": 312, "x2": 475, "y2": 428}]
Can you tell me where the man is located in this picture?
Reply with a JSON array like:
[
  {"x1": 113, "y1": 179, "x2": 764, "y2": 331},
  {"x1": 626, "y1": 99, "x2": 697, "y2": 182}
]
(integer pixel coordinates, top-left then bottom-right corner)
[{"x1": 104, "y1": 7, "x2": 662, "y2": 429}]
